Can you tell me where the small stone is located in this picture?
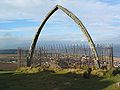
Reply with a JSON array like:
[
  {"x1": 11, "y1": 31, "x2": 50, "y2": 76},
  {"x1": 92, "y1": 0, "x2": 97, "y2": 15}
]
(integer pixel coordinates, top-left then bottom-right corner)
[
  {"x1": 52, "y1": 88, "x2": 59, "y2": 90},
  {"x1": 116, "y1": 82, "x2": 120, "y2": 87},
  {"x1": 74, "y1": 78, "x2": 77, "y2": 80},
  {"x1": 64, "y1": 82, "x2": 71, "y2": 85}
]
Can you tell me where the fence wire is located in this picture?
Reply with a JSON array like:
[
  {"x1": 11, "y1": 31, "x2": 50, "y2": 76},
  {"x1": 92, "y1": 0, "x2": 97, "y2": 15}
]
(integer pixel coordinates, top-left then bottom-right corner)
[{"x1": 17, "y1": 44, "x2": 113, "y2": 69}]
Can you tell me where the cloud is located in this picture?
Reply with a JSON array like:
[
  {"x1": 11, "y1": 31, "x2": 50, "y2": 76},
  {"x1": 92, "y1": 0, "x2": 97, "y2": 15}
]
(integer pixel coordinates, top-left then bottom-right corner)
[
  {"x1": 0, "y1": 0, "x2": 120, "y2": 49},
  {"x1": 0, "y1": 0, "x2": 57, "y2": 20},
  {"x1": 0, "y1": 26, "x2": 37, "y2": 49},
  {"x1": 0, "y1": 19, "x2": 39, "y2": 29},
  {"x1": 0, "y1": 26, "x2": 37, "y2": 33}
]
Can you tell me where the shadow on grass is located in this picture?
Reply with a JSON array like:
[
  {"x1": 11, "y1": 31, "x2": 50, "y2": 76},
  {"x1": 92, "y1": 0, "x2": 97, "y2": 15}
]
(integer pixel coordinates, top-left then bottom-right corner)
[{"x1": 0, "y1": 70, "x2": 116, "y2": 90}]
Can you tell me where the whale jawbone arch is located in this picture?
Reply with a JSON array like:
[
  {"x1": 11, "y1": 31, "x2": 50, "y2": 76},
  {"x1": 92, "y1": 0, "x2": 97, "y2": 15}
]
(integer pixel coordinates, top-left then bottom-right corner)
[{"x1": 27, "y1": 5, "x2": 100, "y2": 68}]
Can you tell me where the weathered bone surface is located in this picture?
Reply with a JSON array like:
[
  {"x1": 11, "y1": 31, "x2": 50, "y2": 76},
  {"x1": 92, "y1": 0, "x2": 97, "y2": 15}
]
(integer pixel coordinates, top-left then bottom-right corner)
[{"x1": 27, "y1": 5, "x2": 100, "y2": 68}]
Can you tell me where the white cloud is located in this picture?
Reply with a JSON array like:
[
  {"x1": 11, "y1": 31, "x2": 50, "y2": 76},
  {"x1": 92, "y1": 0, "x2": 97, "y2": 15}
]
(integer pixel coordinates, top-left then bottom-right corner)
[
  {"x1": 0, "y1": 26, "x2": 37, "y2": 32},
  {"x1": 0, "y1": 0, "x2": 120, "y2": 49},
  {"x1": 0, "y1": 0, "x2": 57, "y2": 20},
  {"x1": 0, "y1": 0, "x2": 119, "y2": 25}
]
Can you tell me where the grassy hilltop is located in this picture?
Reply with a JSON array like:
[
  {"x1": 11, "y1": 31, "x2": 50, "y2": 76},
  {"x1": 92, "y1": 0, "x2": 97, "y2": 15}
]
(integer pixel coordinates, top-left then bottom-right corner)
[{"x1": 0, "y1": 67, "x2": 120, "y2": 90}]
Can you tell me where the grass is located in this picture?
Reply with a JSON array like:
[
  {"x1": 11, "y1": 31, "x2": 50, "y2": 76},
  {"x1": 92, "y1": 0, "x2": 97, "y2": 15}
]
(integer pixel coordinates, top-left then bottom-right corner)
[{"x1": 0, "y1": 68, "x2": 120, "y2": 90}]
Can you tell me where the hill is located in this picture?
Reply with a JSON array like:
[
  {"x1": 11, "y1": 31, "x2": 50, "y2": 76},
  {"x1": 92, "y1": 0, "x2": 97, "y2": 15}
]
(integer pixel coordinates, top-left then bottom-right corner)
[{"x1": 0, "y1": 69, "x2": 120, "y2": 90}]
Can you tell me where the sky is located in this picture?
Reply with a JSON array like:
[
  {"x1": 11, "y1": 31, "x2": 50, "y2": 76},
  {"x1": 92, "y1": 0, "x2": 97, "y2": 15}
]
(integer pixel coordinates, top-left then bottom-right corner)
[{"x1": 0, "y1": 0, "x2": 120, "y2": 49}]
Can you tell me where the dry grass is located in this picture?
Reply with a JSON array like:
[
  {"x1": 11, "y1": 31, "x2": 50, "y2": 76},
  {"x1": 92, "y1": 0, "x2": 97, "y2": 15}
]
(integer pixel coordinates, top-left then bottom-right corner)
[{"x1": 0, "y1": 62, "x2": 17, "y2": 70}]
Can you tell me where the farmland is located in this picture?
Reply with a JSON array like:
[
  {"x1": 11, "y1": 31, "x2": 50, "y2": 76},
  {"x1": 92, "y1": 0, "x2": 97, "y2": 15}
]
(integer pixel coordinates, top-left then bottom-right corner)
[{"x1": 0, "y1": 54, "x2": 18, "y2": 70}]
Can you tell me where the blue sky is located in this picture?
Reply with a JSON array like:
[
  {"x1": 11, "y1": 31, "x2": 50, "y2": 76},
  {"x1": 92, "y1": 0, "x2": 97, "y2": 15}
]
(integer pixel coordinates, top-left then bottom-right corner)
[{"x1": 0, "y1": 0, "x2": 120, "y2": 49}]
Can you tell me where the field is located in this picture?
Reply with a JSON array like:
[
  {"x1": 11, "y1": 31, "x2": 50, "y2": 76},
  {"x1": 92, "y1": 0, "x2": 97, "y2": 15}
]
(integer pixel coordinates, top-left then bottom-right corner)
[
  {"x1": 0, "y1": 69, "x2": 120, "y2": 90},
  {"x1": 0, "y1": 54, "x2": 17, "y2": 61},
  {"x1": 0, "y1": 62, "x2": 17, "y2": 70},
  {"x1": 0, "y1": 54, "x2": 18, "y2": 70}
]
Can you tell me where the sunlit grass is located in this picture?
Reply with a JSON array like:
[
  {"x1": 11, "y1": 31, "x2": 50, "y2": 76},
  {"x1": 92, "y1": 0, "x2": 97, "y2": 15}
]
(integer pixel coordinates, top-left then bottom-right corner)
[{"x1": 0, "y1": 68, "x2": 120, "y2": 90}]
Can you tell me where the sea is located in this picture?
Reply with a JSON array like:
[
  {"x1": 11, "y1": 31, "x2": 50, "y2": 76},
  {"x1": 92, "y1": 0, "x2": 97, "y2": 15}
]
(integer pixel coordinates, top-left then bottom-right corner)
[
  {"x1": 113, "y1": 44, "x2": 120, "y2": 57},
  {"x1": 0, "y1": 42, "x2": 120, "y2": 57}
]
